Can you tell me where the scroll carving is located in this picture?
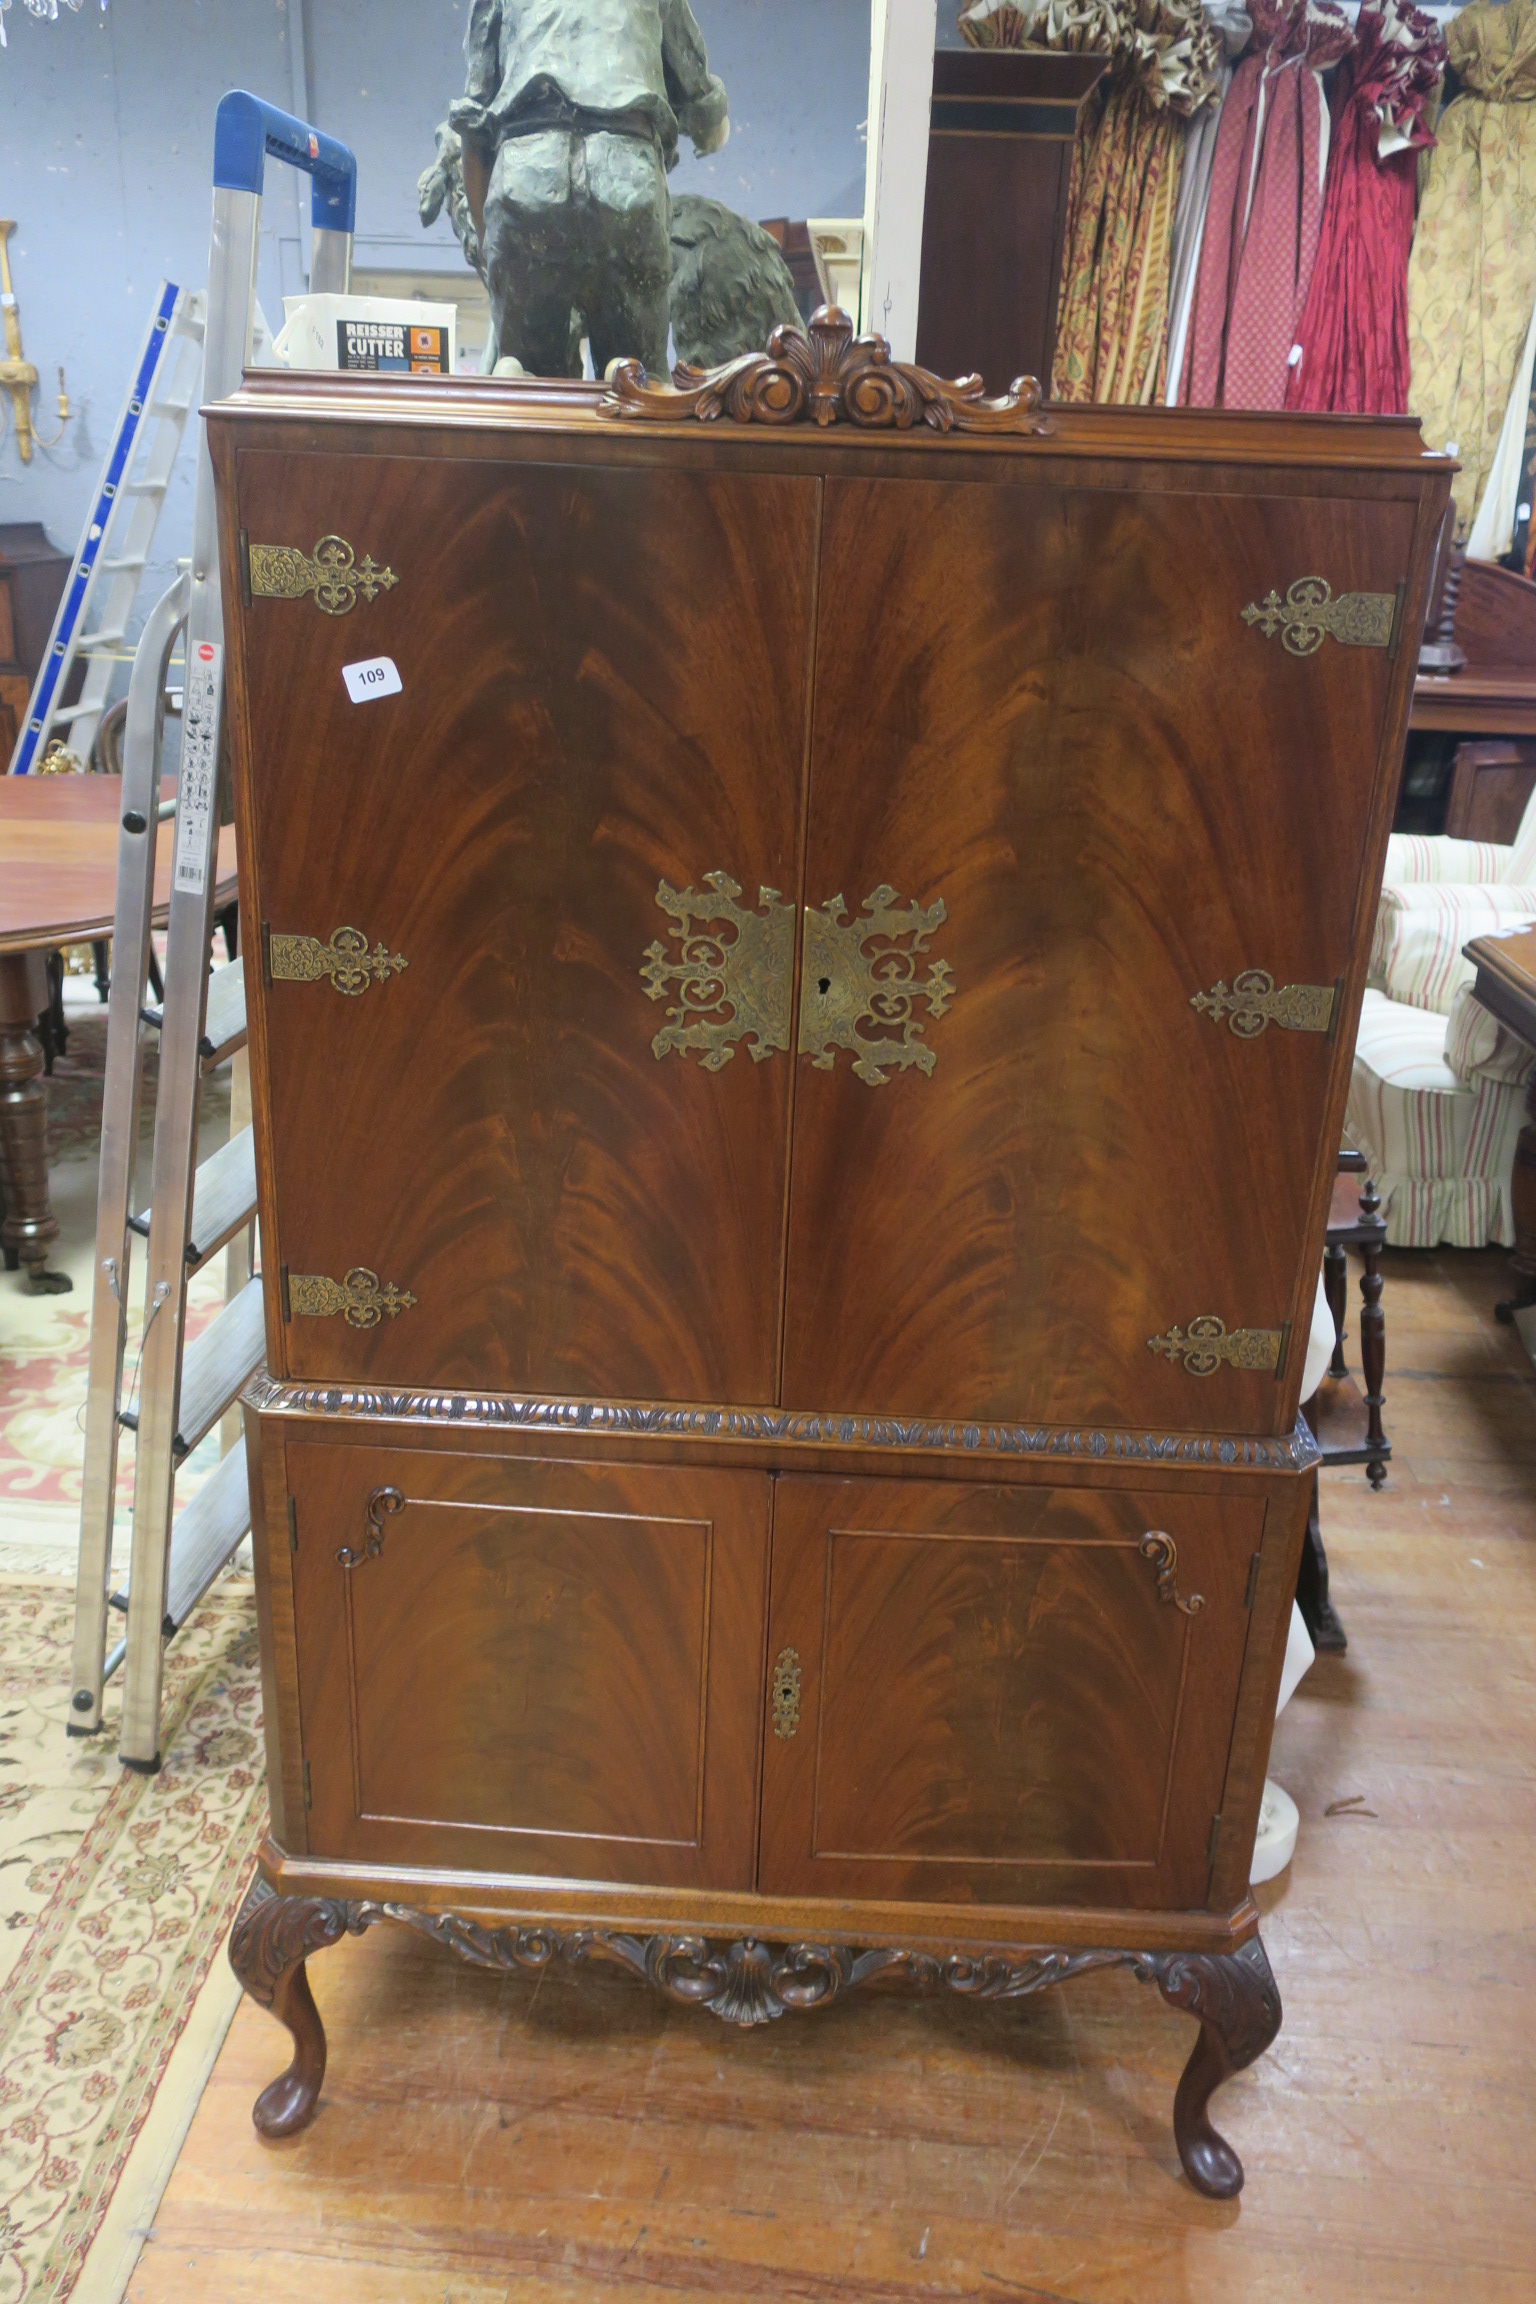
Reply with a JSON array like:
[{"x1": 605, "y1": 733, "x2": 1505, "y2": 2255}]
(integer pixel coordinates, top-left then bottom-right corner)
[
  {"x1": 288, "y1": 1267, "x2": 418, "y2": 1328},
  {"x1": 228, "y1": 1890, "x2": 1280, "y2": 2192},
  {"x1": 269, "y1": 926, "x2": 409, "y2": 996},
  {"x1": 248, "y1": 534, "x2": 399, "y2": 616},
  {"x1": 1147, "y1": 1317, "x2": 1284, "y2": 1378},
  {"x1": 641, "y1": 872, "x2": 794, "y2": 1069},
  {"x1": 1240, "y1": 577, "x2": 1395, "y2": 655},
  {"x1": 337, "y1": 1484, "x2": 405, "y2": 1568},
  {"x1": 601, "y1": 303, "x2": 1052, "y2": 436},
  {"x1": 800, "y1": 886, "x2": 955, "y2": 1085},
  {"x1": 1190, "y1": 971, "x2": 1337, "y2": 1037},
  {"x1": 1139, "y1": 1531, "x2": 1205, "y2": 1616}
]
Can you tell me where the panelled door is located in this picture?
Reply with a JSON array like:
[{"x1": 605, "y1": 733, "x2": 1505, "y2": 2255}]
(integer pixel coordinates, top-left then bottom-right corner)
[
  {"x1": 757, "y1": 1476, "x2": 1264, "y2": 1910},
  {"x1": 227, "y1": 448, "x2": 817, "y2": 1403},
  {"x1": 287, "y1": 1442, "x2": 771, "y2": 1888},
  {"x1": 779, "y1": 471, "x2": 1420, "y2": 1435}
]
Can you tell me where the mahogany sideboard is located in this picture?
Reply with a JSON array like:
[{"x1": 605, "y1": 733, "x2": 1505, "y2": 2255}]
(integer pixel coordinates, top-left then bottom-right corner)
[{"x1": 208, "y1": 314, "x2": 1447, "y2": 2197}]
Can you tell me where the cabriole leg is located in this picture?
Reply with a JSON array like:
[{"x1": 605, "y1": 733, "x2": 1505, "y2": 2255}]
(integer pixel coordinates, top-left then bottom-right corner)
[
  {"x1": 1143, "y1": 1935, "x2": 1281, "y2": 2198},
  {"x1": 228, "y1": 1875, "x2": 355, "y2": 2139}
]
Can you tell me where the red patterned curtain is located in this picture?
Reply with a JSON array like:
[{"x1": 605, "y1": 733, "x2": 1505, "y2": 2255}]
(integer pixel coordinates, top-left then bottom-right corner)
[{"x1": 1285, "y1": 1, "x2": 1446, "y2": 414}]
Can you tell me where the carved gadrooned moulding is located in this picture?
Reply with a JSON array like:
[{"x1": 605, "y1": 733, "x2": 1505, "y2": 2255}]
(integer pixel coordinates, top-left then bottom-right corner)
[
  {"x1": 241, "y1": 1367, "x2": 1323, "y2": 1472},
  {"x1": 1147, "y1": 1317, "x2": 1285, "y2": 1379},
  {"x1": 247, "y1": 534, "x2": 398, "y2": 616},
  {"x1": 1240, "y1": 577, "x2": 1396, "y2": 656},
  {"x1": 269, "y1": 926, "x2": 409, "y2": 997},
  {"x1": 1189, "y1": 971, "x2": 1338, "y2": 1038},
  {"x1": 601, "y1": 304, "x2": 1052, "y2": 436}
]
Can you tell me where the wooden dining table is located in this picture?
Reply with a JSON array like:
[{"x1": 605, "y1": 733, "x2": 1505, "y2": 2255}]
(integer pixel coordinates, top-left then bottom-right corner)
[{"x1": 0, "y1": 773, "x2": 237, "y2": 1292}]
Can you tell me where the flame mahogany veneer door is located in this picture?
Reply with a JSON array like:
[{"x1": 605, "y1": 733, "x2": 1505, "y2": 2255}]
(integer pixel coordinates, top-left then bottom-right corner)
[
  {"x1": 757, "y1": 1476, "x2": 1262, "y2": 1909},
  {"x1": 780, "y1": 472, "x2": 1417, "y2": 1436},
  {"x1": 287, "y1": 1443, "x2": 771, "y2": 1887},
  {"x1": 227, "y1": 448, "x2": 817, "y2": 1402}
]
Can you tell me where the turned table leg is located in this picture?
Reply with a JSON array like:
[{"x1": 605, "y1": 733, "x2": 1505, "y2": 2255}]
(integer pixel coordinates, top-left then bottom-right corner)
[
  {"x1": 0, "y1": 950, "x2": 71, "y2": 1293},
  {"x1": 229, "y1": 1876, "x2": 356, "y2": 2138},
  {"x1": 1323, "y1": 1239, "x2": 1348, "y2": 1380},
  {"x1": 1143, "y1": 1936, "x2": 1282, "y2": 2198},
  {"x1": 1358, "y1": 1228, "x2": 1388, "y2": 1488}
]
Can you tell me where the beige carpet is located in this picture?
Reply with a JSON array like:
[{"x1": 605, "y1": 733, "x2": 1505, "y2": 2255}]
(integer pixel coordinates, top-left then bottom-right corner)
[{"x1": 0, "y1": 1578, "x2": 265, "y2": 2304}]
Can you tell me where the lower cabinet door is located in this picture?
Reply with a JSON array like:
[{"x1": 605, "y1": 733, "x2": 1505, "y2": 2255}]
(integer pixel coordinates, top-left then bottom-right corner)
[
  {"x1": 758, "y1": 1476, "x2": 1265, "y2": 1910},
  {"x1": 287, "y1": 1444, "x2": 771, "y2": 1887}
]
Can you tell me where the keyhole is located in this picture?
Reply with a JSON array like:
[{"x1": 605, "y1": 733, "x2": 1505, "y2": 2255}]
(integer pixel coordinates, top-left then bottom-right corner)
[{"x1": 817, "y1": 976, "x2": 831, "y2": 995}]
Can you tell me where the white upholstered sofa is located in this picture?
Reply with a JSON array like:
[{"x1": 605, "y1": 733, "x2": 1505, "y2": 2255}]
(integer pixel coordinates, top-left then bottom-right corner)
[{"x1": 1348, "y1": 805, "x2": 1536, "y2": 1248}]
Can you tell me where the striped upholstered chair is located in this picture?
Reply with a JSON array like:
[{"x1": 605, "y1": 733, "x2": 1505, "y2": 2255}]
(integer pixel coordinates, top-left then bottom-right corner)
[{"x1": 1348, "y1": 799, "x2": 1536, "y2": 1248}]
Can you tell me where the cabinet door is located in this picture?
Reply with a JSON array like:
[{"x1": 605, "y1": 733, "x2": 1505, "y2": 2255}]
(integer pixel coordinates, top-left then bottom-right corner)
[
  {"x1": 287, "y1": 1443, "x2": 770, "y2": 1888},
  {"x1": 228, "y1": 449, "x2": 816, "y2": 1403},
  {"x1": 758, "y1": 1476, "x2": 1263, "y2": 1910},
  {"x1": 781, "y1": 472, "x2": 1417, "y2": 1433}
]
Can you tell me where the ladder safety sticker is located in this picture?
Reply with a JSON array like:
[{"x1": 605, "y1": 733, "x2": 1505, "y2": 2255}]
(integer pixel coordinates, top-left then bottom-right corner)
[
  {"x1": 173, "y1": 641, "x2": 223, "y2": 897},
  {"x1": 342, "y1": 655, "x2": 401, "y2": 704}
]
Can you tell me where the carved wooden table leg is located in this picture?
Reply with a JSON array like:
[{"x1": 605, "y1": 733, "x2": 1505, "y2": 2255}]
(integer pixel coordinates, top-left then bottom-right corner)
[
  {"x1": 1323, "y1": 1239, "x2": 1348, "y2": 1379},
  {"x1": 1496, "y1": 1072, "x2": 1536, "y2": 1323},
  {"x1": 1141, "y1": 1936, "x2": 1281, "y2": 2198},
  {"x1": 228, "y1": 1875, "x2": 357, "y2": 2138},
  {"x1": 0, "y1": 949, "x2": 71, "y2": 1293},
  {"x1": 1358, "y1": 1218, "x2": 1388, "y2": 1488}
]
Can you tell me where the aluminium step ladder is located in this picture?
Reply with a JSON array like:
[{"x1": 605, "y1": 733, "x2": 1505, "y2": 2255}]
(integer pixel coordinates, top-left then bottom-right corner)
[
  {"x1": 68, "y1": 91, "x2": 358, "y2": 1770},
  {"x1": 8, "y1": 283, "x2": 205, "y2": 775}
]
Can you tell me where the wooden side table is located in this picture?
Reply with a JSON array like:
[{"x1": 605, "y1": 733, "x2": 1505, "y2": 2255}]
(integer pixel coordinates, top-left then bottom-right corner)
[
  {"x1": 0, "y1": 775, "x2": 236, "y2": 1291},
  {"x1": 1463, "y1": 921, "x2": 1536, "y2": 1323}
]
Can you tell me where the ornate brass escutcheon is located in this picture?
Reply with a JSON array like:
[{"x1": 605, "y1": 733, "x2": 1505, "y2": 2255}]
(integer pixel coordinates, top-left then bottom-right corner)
[
  {"x1": 248, "y1": 534, "x2": 398, "y2": 616},
  {"x1": 1147, "y1": 1316, "x2": 1285, "y2": 1377},
  {"x1": 1190, "y1": 971, "x2": 1338, "y2": 1038},
  {"x1": 1240, "y1": 577, "x2": 1395, "y2": 656},
  {"x1": 268, "y1": 925, "x2": 409, "y2": 996},
  {"x1": 798, "y1": 886, "x2": 954, "y2": 1086},
  {"x1": 1139, "y1": 1532, "x2": 1205, "y2": 1616},
  {"x1": 287, "y1": 1267, "x2": 418, "y2": 1328},
  {"x1": 641, "y1": 872, "x2": 795, "y2": 1069},
  {"x1": 771, "y1": 1647, "x2": 802, "y2": 1738}
]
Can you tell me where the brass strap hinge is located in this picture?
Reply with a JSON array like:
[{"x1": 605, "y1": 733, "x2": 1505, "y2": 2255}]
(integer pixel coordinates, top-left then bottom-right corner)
[
  {"x1": 1147, "y1": 1317, "x2": 1288, "y2": 1379},
  {"x1": 268, "y1": 925, "x2": 408, "y2": 996},
  {"x1": 248, "y1": 533, "x2": 398, "y2": 616},
  {"x1": 287, "y1": 1267, "x2": 418, "y2": 1328},
  {"x1": 1190, "y1": 972, "x2": 1341, "y2": 1039},
  {"x1": 1241, "y1": 578, "x2": 1395, "y2": 655}
]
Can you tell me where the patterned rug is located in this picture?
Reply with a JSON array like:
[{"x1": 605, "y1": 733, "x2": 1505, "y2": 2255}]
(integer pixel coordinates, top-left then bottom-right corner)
[{"x1": 0, "y1": 1579, "x2": 265, "y2": 2304}]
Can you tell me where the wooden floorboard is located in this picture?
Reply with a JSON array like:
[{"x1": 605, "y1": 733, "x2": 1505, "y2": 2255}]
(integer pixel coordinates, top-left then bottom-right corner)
[{"x1": 128, "y1": 1247, "x2": 1536, "y2": 2303}]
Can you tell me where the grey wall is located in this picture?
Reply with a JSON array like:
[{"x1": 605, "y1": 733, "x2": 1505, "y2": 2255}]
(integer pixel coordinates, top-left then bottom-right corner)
[{"x1": 0, "y1": 0, "x2": 870, "y2": 654}]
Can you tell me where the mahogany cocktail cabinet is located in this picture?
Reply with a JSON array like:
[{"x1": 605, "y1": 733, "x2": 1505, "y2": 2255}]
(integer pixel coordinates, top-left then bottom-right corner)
[{"x1": 210, "y1": 312, "x2": 1447, "y2": 2197}]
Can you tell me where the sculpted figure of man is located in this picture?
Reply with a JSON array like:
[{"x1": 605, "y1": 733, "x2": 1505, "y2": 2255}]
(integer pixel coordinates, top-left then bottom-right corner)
[{"x1": 451, "y1": 0, "x2": 730, "y2": 377}]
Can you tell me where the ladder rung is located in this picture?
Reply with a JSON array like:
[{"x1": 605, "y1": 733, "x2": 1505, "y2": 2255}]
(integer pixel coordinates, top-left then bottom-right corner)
[
  {"x1": 45, "y1": 701, "x2": 101, "y2": 724},
  {"x1": 131, "y1": 1127, "x2": 255, "y2": 1267},
  {"x1": 78, "y1": 629, "x2": 128, "y2": 652},
  {"x1": 120, "y1": 478, "x2": 168, "y2": 497},
  {"x1": 100, "y1": 553, "x2": 147, "y2": 573},
  {"x1": 200, "y1": 960, "x2": 247, "y2": 1066},
  {"x1": 163, "y1": 1445, "x2": 251, "y2": 1634},
  {"x1": 175, "y1": 1276, "x2": 266, "y2": 1458},
  {"x1": 146, "y1": 390, "x2": 195, "y2": 415}
]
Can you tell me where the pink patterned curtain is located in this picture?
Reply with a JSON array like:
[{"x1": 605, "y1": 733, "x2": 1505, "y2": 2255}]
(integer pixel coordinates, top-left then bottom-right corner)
[{"x1": 1181, "y1": 0, "x2": 1354, "y2": 407}]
